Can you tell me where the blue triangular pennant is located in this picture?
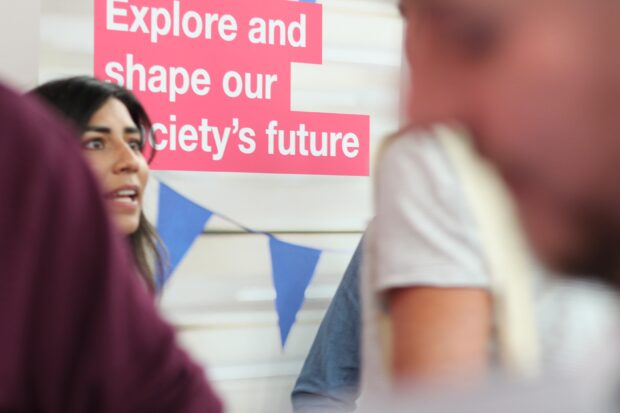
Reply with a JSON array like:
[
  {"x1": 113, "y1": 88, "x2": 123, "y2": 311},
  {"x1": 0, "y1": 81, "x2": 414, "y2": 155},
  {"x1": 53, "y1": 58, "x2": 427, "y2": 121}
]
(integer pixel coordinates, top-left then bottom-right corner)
[
  {"x1": 269, "y1": 236, "x2": 321, "y2": 347},
  {"x1": 156, "y1": 183, "x2": 213, "y2": 289}
]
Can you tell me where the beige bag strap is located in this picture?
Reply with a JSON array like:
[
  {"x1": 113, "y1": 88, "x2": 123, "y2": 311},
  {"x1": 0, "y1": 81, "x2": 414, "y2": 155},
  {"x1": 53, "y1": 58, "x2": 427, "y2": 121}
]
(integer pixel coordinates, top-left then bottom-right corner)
[{"x1": 435, "y1": 125, "x2": 541, "y2": 377}]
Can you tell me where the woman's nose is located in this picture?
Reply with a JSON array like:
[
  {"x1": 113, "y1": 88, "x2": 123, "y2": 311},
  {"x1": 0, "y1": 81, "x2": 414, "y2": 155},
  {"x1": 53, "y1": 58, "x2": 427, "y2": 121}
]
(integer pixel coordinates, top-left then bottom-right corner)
[{"x1": 113, "y1": 142, "x2": 140, "y2": 174}]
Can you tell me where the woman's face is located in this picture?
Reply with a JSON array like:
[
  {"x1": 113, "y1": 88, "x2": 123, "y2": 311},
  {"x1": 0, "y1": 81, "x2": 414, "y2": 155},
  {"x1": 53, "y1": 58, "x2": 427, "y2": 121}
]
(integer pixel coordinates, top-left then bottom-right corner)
[{"x1": 81, "y1": 97, "x2": 149, "y2": 235}]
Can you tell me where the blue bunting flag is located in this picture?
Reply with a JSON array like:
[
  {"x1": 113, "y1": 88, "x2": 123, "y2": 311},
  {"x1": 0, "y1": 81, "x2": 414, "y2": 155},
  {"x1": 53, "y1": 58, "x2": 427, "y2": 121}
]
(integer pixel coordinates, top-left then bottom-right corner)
[
  {"x1": 269, "y1": 236, "x2": 322, "y2": 346},
  {"x1": 156, "y1": 183, "x2": 213, "y2": 289}
]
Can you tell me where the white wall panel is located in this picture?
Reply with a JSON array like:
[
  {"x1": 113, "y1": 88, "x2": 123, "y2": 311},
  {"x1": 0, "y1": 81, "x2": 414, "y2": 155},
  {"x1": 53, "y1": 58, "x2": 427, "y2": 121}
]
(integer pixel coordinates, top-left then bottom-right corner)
[{"x1": 0, "y1": 1, "x2": 40, "y2": 89}]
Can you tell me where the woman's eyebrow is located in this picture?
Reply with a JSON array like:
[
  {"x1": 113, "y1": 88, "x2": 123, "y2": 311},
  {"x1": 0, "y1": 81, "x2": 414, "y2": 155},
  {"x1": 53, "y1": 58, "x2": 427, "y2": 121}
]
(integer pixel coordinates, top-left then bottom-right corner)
[
  {"x1": 84, "y1": 126, "x2": 111, "y2": 134},
  {"x1": 124, "y1": 126, "x2": 141, "y2": 134},
  {"x1": 83, "y1": 126, "x2": 141, "y2": 134}
]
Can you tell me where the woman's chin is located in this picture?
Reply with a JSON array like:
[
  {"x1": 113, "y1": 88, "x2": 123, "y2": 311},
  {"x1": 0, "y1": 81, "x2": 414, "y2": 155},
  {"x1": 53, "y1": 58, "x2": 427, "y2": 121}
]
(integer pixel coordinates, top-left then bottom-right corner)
[{"x1": 113, "y1": 216, "x2": 141, "y2": 236}]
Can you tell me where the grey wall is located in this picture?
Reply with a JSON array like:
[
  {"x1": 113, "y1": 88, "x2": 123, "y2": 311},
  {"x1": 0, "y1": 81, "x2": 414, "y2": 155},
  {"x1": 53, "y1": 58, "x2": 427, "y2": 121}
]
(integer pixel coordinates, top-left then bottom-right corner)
[{"x1": 0, "y1": 1, "x2": 41, "y2": 90}]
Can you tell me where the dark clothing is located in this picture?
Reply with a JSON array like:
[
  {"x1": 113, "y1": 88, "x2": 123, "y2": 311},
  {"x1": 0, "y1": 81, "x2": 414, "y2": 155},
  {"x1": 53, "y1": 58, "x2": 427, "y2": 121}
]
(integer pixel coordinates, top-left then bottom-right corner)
[
  {"x1": 292, "y1": 239, "x2": 363, "y2": 412},
  {"x1": 0, "y1": 84, "x2": 222, "y2": 413}
]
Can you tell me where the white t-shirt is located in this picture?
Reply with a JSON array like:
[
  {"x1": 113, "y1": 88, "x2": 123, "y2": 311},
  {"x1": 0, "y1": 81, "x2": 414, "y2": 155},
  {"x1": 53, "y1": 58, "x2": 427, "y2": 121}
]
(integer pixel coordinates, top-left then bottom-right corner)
[
  {"x1": 359, "y1": 129, "x2": 620, "y2": 405},
  {"x1": 360, "y1": 130, "x2": 491, "y2": 402}
]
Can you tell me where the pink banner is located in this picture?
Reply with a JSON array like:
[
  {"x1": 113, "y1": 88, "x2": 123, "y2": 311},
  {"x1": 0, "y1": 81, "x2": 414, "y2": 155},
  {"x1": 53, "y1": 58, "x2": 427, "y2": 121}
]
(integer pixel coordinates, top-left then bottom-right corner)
[{"x1": 95, "y1": 0, "x2": 370, "y2": 176}]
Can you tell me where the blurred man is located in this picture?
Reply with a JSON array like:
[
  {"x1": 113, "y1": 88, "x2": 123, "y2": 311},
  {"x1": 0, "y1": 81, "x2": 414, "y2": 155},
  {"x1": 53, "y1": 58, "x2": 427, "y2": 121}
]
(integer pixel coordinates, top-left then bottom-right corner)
[
  {"x1": 387, "y1": 0, "x2": 620, "y2": 411},
  {"x1": 403, "y1": 0, "x2": 620, "y2": 283}
]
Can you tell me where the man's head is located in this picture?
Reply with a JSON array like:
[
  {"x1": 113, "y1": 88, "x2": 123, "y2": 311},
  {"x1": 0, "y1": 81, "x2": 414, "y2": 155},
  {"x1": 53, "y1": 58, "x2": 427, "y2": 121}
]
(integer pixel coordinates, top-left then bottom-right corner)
[{"x1": 402, "y1": 0, "x2": 620, "y2": 284}]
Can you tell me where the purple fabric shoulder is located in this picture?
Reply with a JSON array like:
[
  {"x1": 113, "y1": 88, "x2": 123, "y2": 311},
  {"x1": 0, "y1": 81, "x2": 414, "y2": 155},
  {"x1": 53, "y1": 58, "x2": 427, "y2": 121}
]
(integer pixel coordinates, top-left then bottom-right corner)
[{"x1": 0, "y1": 84, "x2": 222, "y2": 413}]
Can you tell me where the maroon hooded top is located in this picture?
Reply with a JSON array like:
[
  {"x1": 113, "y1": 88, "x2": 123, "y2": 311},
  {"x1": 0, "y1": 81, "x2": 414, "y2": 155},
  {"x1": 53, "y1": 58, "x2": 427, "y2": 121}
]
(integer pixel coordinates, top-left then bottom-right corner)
[{"x1": 0, "y1": 83, "x2": 223, "y2": 412}]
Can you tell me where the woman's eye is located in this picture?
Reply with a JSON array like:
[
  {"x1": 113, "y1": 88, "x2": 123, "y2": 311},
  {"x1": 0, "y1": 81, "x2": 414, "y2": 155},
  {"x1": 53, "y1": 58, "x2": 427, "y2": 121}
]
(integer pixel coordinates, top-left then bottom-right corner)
[
  {"x1": 128, "y1": 139, "x2": 144, "y2": 152},
  {"x1": 82, "y1": 138, "x2": 104, "y2": 150}
]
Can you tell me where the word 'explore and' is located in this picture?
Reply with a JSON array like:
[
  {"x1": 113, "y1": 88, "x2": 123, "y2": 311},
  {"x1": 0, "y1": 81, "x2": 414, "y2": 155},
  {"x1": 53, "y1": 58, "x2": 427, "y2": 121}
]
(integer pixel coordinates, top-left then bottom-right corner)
[{"x1": 107, "y1": 0, "x2": 308, "y2": 47}]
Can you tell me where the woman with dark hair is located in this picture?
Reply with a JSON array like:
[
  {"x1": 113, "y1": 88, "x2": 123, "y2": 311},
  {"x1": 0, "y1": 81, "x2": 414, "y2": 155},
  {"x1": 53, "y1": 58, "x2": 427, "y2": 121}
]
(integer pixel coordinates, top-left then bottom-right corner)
[{"x1": 30, "y1": 76, "x2": 165, "y2": 291}]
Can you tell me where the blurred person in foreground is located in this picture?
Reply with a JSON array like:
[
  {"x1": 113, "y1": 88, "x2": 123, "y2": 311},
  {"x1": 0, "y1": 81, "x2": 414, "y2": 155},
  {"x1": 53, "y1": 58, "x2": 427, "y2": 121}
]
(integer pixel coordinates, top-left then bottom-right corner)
[
  {"x1": 0, "y1": 81, "x2": 222, "y2": 412},
  {"x1": 365, "y1": 0, "x2": 620, "y2": 411},
  {"x1": 404, "y1": 0, "x2": 620, "y2": 284}
]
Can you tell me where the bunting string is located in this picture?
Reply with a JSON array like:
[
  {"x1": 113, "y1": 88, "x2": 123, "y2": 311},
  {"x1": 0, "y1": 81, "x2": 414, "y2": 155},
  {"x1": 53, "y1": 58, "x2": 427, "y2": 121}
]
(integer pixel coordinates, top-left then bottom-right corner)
[{"x1": 155, "y1": 181, "x2": 354, "y2": 346}]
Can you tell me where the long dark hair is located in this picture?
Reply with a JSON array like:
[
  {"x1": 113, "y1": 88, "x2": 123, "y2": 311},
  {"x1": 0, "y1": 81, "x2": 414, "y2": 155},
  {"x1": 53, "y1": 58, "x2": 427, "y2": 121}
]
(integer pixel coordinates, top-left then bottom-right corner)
[{"x1": 30, "y1": 76, "x2": 166, "y2": 291}]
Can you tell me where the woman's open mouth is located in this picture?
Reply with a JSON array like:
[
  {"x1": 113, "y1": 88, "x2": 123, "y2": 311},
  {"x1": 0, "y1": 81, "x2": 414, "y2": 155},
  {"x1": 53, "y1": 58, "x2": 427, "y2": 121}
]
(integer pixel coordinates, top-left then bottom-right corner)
[{"x1": 105, "y1": 186, "x2": 140, "y2": 210}]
